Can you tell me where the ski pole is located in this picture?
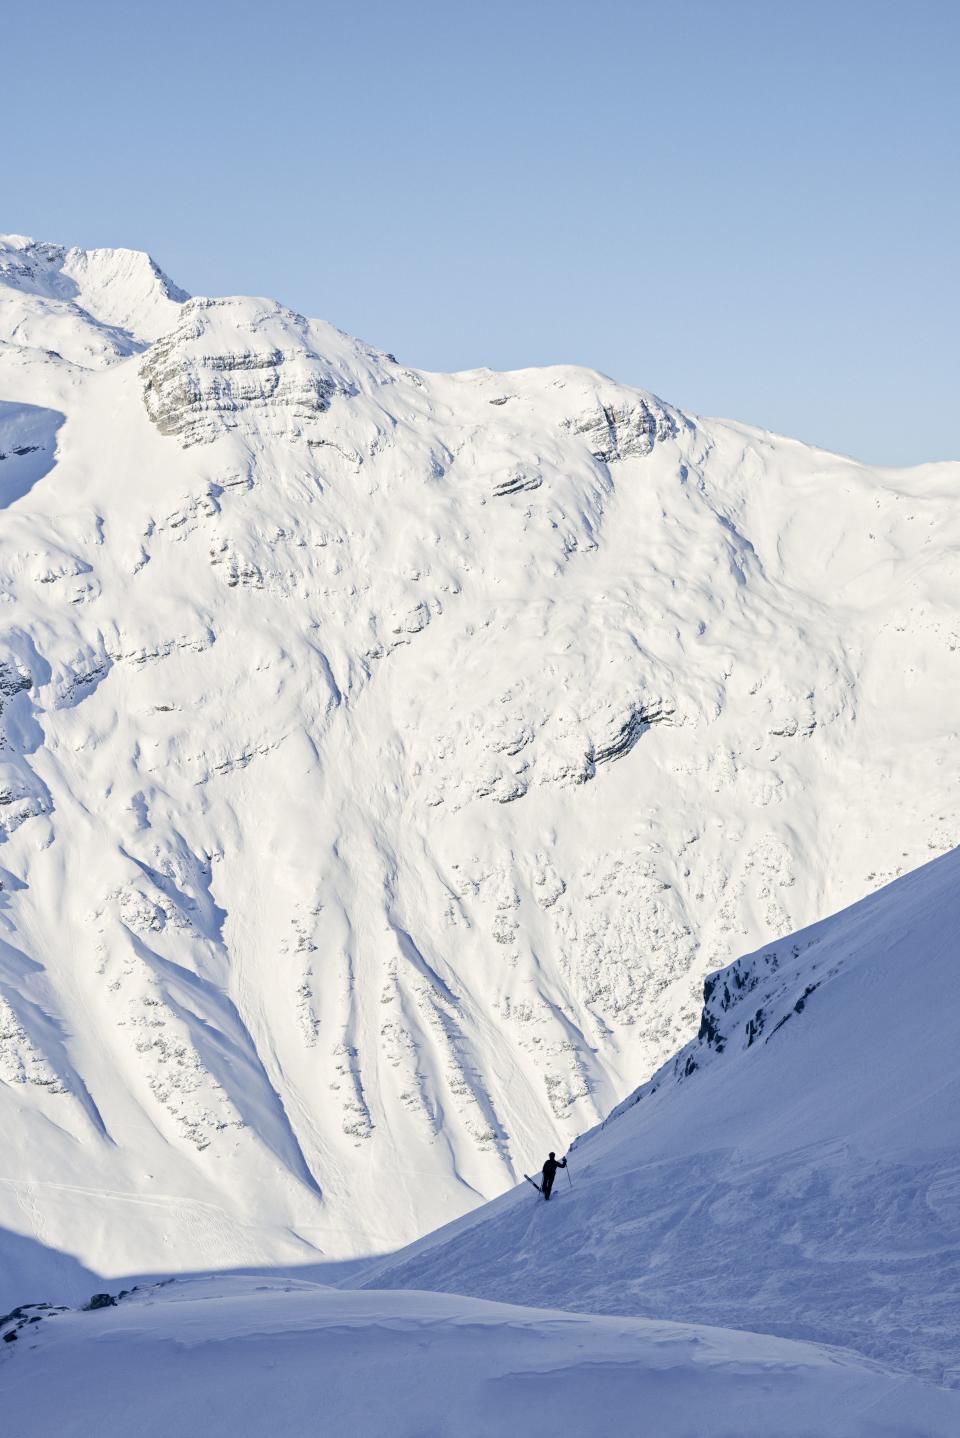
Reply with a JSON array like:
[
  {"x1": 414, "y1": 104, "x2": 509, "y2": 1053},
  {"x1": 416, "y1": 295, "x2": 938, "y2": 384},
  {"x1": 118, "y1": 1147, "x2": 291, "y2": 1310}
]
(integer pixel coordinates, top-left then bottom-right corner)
[{"x1": 566, "y1": 1162, "x2": 573, "y2": 1189}]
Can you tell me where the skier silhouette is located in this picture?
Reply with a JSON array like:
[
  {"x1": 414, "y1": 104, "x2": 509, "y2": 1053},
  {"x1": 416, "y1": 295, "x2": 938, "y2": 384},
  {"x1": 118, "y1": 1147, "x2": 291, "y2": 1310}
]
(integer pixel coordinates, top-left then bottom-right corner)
[{"x1": 541, "y1": 1151, "x2": 567, "y2": 1200}]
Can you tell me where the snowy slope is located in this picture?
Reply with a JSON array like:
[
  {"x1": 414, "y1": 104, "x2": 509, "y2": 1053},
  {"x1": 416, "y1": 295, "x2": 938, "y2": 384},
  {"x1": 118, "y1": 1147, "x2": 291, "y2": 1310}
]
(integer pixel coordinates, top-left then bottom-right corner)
[
  {"x1": 1, "y1": 232, "x2": 959, "y2": 1281},
  {"x1": 361, "y1": 848, "x2": 960, "y2": 1385},
  {"x1": 3, "y1": 1276, "x2": 958, "y2": 1438}
]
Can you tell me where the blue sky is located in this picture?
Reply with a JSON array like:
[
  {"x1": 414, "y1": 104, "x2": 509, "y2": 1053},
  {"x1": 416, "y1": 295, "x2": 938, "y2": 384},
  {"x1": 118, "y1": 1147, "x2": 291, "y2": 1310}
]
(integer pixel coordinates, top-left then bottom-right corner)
[{"x1": 7, "y1": 0, "x2": 959, "y2": 465}]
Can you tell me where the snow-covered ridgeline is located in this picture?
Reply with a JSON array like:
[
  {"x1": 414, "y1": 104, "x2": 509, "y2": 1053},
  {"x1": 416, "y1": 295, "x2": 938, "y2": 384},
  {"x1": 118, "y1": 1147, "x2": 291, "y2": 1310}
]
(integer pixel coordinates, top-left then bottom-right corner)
[{"x1": 363, "y1": 848, "x2": 960, "y2": 1386}]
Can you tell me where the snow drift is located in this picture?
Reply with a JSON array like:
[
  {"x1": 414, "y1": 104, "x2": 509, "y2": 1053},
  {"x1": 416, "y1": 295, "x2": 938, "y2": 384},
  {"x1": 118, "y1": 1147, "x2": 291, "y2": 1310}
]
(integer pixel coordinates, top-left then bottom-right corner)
[{"x1": 4, "y1": 1276, "x2": 958, "y2": 1438}]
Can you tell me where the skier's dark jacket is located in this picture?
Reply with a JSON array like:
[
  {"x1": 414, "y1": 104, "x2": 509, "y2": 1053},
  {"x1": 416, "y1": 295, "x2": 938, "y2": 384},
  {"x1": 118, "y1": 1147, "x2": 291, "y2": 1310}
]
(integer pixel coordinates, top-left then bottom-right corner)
[{"x1": 542, "y1": 1155, "x2": 566, "y2": 1182}]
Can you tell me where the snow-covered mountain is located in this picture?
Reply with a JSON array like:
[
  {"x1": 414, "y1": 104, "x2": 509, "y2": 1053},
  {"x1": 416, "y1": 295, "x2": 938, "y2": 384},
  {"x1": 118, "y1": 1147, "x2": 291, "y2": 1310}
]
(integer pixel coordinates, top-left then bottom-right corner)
[
  {"x1": 1, "y1": 232, "x2": 958, "y2": 1280},
  {"x1": 362, "y1": 847, "x2": 960, "y2": 1387}
]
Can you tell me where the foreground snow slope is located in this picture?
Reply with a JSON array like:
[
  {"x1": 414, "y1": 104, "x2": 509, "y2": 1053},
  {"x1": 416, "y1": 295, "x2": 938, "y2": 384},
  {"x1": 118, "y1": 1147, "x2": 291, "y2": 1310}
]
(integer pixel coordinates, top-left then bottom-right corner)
[
  {"x1": 1, "y1": 231, "x2": 959, "y2": 1276},
  {"x1": 3, "y1": 1276, "x2": 958, "y2": 1438},
  {"x1": 362, "y1": 849, "x2": 960, "y2": 1385}
]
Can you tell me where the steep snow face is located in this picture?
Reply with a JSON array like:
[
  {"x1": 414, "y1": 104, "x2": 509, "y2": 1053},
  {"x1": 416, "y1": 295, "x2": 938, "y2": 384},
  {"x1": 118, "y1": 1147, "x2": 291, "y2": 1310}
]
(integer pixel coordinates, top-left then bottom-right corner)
[
  {"x1": 363, "y1": 849, "x2": 960, "y2": 1386},
  {"x1": 0, "y1": 237, "x2": 958, "y2": 1282},
  {"x1": 4, "y1": 1277, "x2": 959, "y2": 1438},
  {"x1": 0, "y1": 235, "x2": 186, "y2": 365}
]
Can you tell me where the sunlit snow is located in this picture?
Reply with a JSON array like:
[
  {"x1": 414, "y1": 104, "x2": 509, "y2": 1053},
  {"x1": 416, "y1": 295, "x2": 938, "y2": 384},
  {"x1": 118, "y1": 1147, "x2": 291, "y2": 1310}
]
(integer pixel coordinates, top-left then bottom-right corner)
[{"x1": 0, "y1": 232, "x2": 957, "y2": 1293}]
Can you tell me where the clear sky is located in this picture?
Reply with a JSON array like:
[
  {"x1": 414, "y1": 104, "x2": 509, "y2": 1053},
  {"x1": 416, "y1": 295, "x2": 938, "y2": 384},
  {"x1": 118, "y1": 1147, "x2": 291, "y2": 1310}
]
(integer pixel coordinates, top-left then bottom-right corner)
[{"x1": 6, "y1": 0, "x2": 959, "y2": 465}]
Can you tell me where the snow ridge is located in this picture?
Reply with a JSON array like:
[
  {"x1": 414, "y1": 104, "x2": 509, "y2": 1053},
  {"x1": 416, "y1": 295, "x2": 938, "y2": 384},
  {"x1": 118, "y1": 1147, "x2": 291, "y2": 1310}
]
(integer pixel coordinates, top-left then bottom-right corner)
[
  {"x1": 0, "y1": 234, "x2": 187, "y2": 365},
  {"x1": 363, "y1": 849, "x2": 960, "y2": 1386}
]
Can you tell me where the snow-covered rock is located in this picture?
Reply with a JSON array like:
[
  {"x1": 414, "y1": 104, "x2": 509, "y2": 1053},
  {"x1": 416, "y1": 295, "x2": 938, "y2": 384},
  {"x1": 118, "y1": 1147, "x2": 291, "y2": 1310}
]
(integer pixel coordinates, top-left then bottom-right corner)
[{"x1": 0, "y1": 233, "x2": 958, "y2": 1282}]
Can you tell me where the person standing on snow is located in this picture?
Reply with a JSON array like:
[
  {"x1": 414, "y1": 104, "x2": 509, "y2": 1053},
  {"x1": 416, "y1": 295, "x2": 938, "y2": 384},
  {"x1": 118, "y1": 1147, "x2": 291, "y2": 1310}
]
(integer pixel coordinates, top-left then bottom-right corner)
[{"x1": 541, "y1": 1151, "x2": 567, "y2": 1200}]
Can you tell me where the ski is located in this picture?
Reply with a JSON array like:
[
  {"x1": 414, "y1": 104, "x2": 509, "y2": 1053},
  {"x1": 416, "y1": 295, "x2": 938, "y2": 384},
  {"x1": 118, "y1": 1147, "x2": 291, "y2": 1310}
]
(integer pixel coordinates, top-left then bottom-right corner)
[{"x1": 523, "y1": 1174, "x2": 541, "y2": 1193}]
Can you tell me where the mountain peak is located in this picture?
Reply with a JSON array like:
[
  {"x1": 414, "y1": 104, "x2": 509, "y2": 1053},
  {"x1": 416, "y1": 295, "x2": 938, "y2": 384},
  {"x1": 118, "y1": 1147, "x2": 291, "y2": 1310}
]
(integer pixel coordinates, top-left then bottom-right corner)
[{"x1": 0, "y1": 234, "x2": 188, "y2": 361}]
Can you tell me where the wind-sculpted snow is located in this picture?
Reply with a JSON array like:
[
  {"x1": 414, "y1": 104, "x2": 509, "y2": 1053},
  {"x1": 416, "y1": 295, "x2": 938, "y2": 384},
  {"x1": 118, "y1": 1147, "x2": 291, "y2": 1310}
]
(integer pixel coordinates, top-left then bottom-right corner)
[
  {"x1": 364, "y1": 849, "x2": 960, "y2": 1386},
  {"x1": 4, "y1": 1277, "x2": 959, "y2": 1438},
  {"x1": 0, "y1": 233, "x2": 958, "y2": 1285}
]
